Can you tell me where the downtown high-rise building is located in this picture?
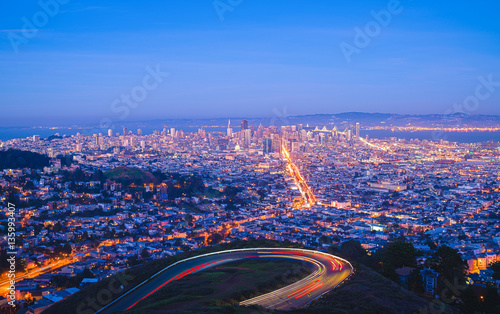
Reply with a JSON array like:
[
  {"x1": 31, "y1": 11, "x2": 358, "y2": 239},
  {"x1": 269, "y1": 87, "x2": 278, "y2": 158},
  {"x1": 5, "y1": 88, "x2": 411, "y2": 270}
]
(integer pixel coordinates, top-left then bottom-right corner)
[
  {"x1": 271, "y1": 134, "x2": 281, "y2": 153},
  {"x1": 227, "y1": 119, "x2": 233, "y2": 137},
  {"x1": 241, "y1": 119, "x2": 248, "y2": 131},
  {"x1": 263, "y1": 138, "x2": 272, "y2": 154},
  {"x1": 244, "y1": 129, "x2": 251, "y2": 146}
]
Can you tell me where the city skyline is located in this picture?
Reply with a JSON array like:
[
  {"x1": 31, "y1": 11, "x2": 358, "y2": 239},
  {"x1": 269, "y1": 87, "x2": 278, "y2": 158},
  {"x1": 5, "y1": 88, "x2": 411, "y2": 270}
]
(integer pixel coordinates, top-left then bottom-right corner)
[{"x1": 2, "y1": 1, "x2": 500, "y2": 313}]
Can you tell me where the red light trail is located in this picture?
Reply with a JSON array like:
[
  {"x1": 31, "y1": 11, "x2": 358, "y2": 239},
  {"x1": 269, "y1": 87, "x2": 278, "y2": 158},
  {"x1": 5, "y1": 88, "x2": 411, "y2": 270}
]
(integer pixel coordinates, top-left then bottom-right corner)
[{"x1": 124, "y1": 259, "x2": 228, "y2": 311}]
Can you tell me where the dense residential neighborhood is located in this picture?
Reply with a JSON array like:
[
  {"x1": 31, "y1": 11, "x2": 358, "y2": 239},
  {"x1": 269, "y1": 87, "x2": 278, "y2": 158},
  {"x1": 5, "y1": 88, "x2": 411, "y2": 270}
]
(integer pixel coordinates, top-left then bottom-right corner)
[{"x1": 1, "y1": 122, "x2": 500, "y2": 313}]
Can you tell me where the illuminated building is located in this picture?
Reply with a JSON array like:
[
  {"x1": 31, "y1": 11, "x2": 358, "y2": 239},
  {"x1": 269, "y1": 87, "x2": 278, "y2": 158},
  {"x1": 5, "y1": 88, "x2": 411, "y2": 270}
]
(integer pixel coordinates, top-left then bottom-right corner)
[{"x1": 241, "y1": 119, "x2": 248, "y2": 131}]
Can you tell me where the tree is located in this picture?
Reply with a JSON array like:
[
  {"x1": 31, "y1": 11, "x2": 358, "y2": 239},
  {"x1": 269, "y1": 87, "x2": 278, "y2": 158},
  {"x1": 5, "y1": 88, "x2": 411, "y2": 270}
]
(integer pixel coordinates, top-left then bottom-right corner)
[
  {"x1": 184, "y1": 214, "x2": 193, "y2": 224},
  {"x1": 319, "y1": 235, "x2": 332, "y2": 246},
  {"x1": 491, "y1": 261, "x2": 500, "y2": 280},
  {"x1": 7, "y1": 192, "x2": 18, "y2": 205},
  {"x1": 16, "y1": 258, "x2": 27, "y2": 273},
  {"x1": 127, "y1": 255, "x2": 140, "y2": 267},
  {"x1": 381, "y1": 262, "x2": 400, "y2": 282},
  {"x1": 140, "y1": 248, "x2": 150, "y2": 259},
  {"x1": 459, "y1": 284, "x2": 500, "y2": 313},
  {"x1": 427, "y1": 245, "x2": 467, "y2": 297},
  {"x1": 384, "y1": 238, "x2": 417, "y2": 269},
  {"x1": 208, "y1": 233, "x2": 223, "y2": 245},
  {"x1": 460, "y1": 285, "x2": 480, "y2": 313},
  {"x1": 62, "y1": 243, "x2": 72, "y2": 255},
  {"x1": 0, "y1": 250, "x2": 10, "y2": 273},
  {"x1": 257, "y1": 189, "x2": 266, "y2": 200},
  {"x1": 24, "y1": 180, "x2": 35, "y2": 190},
  {"x1": 429, "y1": 245, "x2": 467, "y2": 283},
  {"x1": 223, "y1": 186, "x2": 241, "y2": 202},
  {"x1": 92, "y1": 169, "x2": 105, "y2": 184},
  {"x1": 24, "y1": 293, "x2": 36, "y2": 306},
  {"x1": 338, "y1": 240, "x2": 367, "y2": 263},
  {"x1": 39, "y1": 210, "x2": 49, "y2": 220},
  {"x1": 174, "y1": 238, "x2": 183, "y2": 246},
  {"x1": 81, "y1": 268, "x2": 95, "y2": 278},
  {"x1": 408, "y1": 268, "x2": 424, "y2": 293},
  {"x1": 484, "y1": 284, "x2": 500, "y2": 313},
  {"x1": 51, "y1": 274, "x2": 77, "y2": 289},
  {"x1": 54, "y1": 244, "x2": 63, "y2": 256},
  {"x1": 0, "y1": 149, "x2": 50, "y2": 170},
  {"x1": 53, "y1": 222, "x2": 63, "y2": 233},
  {"x1": 426, "y1": 239, "x2": 437, "y2": 250},
  {"x1": 327, "y1": 243, "x2": 339, "y2": 254},
  {"x1": 82, "y1": 230, "x2": 89, "y2": 241}
]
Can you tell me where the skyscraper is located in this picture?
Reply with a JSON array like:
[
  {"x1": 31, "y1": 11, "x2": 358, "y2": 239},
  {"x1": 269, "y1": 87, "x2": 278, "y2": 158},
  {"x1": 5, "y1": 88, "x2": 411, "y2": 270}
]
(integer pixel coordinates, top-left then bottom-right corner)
[
  {"x1": 108, "y1": 129, "x2": 113, "y2": 137},
  {"x1": 355, "y1": 122, "x2": 360, "y2": 138},
  {"x1": 263, "y1": 138, "x2": 272, "y2": 154},
  {"x1": 244, "y1": 129, "x2": 251, "y2": 146},
  {"x1": 320, "y1": 133, "x2": 325, "y2": 146},
  {"x1": 137, "y1": 129, "x2": 142, "y2": 136},
  {"x1": 241, "y1": 119, "x2": 248, "y2": 131},
  {"x1": 227, "y1": 119, "x2": 233, "y2": 137}
]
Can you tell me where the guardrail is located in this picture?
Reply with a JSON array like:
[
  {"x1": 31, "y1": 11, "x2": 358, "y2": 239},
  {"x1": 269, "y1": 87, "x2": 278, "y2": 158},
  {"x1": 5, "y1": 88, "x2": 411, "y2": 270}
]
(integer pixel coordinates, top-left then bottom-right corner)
[{"x1": 97, "y1": 247, "x2": 353, "y2": 313}]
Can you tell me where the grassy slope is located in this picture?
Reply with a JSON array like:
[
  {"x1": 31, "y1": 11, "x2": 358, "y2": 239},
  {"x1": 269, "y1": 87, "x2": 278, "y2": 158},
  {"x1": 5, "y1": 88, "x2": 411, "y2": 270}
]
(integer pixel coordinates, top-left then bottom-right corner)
[
  {"x1": 41, "y1": 240, "x2": 303, "y2": 314},
  {"x1": 104, "y1": 166, "x2": 156, "y2": 184},
  {"x1": 42, "y1": 240, "x2": 447, "y2": 314},
  {"x1": 299, "y1": 264, "x2": 457, "y2": 314},
  {"x1": 125, "y1": 259, "x2": 314, "y2": 314}
]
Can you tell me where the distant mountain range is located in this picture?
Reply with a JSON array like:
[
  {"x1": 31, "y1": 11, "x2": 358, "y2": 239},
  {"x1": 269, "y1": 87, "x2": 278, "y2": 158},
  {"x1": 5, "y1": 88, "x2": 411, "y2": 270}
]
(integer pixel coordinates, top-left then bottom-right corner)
[
  {"x1": 267, "y1": 112, "x2": 500, "y2": 128},
  {"x1": 142, "y1": 112, "x2": 500, "y2": 129}
]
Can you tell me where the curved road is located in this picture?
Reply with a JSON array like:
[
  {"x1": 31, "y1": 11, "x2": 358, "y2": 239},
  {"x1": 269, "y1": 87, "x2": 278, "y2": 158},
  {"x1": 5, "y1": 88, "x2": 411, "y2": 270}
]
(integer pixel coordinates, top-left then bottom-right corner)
[{"x1": 98, "y1": 248, "x2": 352, "y2": 313}]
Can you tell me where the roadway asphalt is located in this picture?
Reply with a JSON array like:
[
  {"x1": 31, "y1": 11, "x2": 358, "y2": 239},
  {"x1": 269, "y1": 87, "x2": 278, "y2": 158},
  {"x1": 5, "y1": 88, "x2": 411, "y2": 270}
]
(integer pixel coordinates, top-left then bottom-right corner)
[
  {"x1": 99, "y1": 248, "x2": 352, "y2": 313},
  {"x1": 0, "y1": 260, "x2": 68, "y2": 293}
]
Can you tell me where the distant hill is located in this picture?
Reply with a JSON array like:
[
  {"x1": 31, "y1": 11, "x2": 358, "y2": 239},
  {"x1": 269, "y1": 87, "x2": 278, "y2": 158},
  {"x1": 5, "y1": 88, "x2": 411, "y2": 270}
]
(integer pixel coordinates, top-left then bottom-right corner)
[
  {"x1": 0, "y1": 149, "x2": 50, "y2": 170},
  {"x1": 134, "y1": 112, "x2": 500, "y2": 131},
  {"x1": 104, "y1": 166, "x2": 158, "y2": 185},
  {"x1": 280, "y1": 112, "x2": 500, "y2": 129}
]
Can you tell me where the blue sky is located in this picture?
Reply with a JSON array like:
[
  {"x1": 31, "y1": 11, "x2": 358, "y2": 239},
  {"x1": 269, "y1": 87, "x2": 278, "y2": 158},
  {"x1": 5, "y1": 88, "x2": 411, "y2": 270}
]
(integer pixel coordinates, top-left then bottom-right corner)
[{"x1": 1, "y1": 0, "x2": 500, "y2": 126}]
